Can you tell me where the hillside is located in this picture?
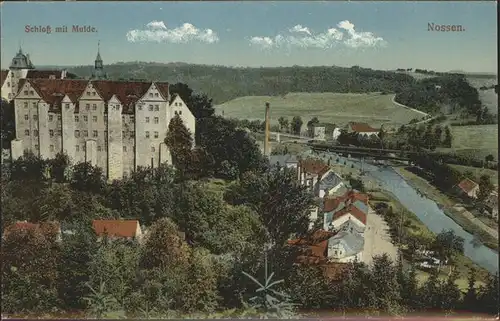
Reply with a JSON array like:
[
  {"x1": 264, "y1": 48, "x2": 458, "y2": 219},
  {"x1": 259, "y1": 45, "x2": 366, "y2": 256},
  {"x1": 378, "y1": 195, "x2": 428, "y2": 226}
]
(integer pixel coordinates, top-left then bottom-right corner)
[
  {"x1": 216, "y1": 92, "x2": 423, "y2": 128},
  {"x1": 65, "y1": 63, "x2": 416, "y2": 104}
]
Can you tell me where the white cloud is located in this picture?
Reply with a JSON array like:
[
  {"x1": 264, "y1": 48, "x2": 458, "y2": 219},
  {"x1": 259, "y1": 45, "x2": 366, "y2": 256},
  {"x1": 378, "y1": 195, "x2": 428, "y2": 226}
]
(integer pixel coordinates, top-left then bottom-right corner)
[
  {"x1": 126, "y1": 21, "x2": 219, "y2": 44},
  {"x1": 250, "y1": 20, "x2": 386, "y2": 50}
]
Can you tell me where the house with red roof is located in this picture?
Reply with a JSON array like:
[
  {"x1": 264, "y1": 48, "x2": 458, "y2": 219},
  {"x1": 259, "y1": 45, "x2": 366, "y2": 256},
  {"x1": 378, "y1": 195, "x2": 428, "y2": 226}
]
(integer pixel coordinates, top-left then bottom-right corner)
[
  {"x1": 2, "y1": 221, "x2": 62, "y2": 242},
  {"x1": 456, "y1": 178, "x2": 480, "y2": 199},
  {"x1": 298, "y1": 158, "x2": 331, "y2": 196},
  {"x1": 92, "y1": 219, "x2": 143, "y2": 242},
  {"x1": 347, "y1": 122, "x2": 379, "y2": 138}
]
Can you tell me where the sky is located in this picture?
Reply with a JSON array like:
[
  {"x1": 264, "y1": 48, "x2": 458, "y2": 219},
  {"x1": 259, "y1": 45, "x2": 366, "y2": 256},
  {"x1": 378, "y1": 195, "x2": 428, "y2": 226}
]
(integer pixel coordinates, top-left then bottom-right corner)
[{"x1": 1, "y1": 1, "x2": 498, "y2": 73}]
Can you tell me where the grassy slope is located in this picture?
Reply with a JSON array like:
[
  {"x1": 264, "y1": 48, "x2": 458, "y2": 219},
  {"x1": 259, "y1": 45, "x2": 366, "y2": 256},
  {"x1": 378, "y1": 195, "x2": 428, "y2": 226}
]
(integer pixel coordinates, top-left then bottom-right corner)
[
  {"x1": 216, "y1": 92, "x2": 423, "y2": 127},
  {"x1": 437, "y1": 124, "x2": 498, "y2": 161},
  {"x1": 449, "y1": 164, "x2": 498, "y2": 183}
]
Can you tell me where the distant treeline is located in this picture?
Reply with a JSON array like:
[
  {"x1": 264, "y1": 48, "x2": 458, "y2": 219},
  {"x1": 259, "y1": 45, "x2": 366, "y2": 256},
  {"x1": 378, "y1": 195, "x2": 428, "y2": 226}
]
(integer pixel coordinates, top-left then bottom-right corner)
[
  {"x1": 66, "y1": 64, "x2": 416, "y2": 104},
  {"x1": 394, "y1": 75, "x2": 484, "y2": 117}
]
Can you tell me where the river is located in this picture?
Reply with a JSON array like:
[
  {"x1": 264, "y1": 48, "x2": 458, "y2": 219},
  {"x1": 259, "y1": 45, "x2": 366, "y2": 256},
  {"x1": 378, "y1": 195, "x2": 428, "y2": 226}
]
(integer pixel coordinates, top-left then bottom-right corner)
[{"x1": 314, "y1": 151, "x2": 499, "y2": 274}]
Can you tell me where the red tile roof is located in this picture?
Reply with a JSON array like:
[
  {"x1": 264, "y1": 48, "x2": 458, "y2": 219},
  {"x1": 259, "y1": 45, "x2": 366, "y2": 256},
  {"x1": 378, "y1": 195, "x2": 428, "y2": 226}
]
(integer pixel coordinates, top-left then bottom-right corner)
[
  {"x1": 300, "y1": 158, "x2": 330, "y2": 177},
  {"x1": 92, "y1": 219, "x2": 141, "y2": 238},
  {"x1": 288, "y1": 229, "x2": 337, "y2": 263},
  {"x1": 323, "y1": 190, "x2": 369, "y2": 212},
  {"x1": 26, "y1": 70, "x2": 63, "y2": 79},
  {"x1": 22, "y1": 79, "x2": 170, "y2": 114},
  {"x1": 349, "y1": 122, "x2": 378, "y2": 133},
  {"x1": 1, "y1": 70, "x2": 8, "y2": 87},
  {"x1": 332, "y1": 204, "x2": 367, "y2": 225},
  {"x1": 3, "y1": 221, "x2": 61, "y2": 237},
  {"x1": 458, "y1": 178, "x2": 479, "y2": 194}
]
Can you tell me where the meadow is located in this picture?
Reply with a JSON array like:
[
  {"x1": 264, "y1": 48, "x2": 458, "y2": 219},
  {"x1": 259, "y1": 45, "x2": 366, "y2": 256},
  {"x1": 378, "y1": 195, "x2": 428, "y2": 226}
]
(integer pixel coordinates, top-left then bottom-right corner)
[
  {"x1": 215, "y1": 92, "x2": 425, "y2": 128},
  {"x1": 437, "y1": 124, "x2": 498, "y2": 161}
]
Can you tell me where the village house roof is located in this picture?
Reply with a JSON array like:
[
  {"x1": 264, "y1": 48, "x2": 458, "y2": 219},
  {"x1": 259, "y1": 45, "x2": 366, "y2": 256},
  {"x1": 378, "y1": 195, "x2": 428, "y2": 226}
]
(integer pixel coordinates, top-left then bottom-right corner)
[
  {"x1": 16, "y1": 79, "x2": 170, "y2": 114},
  {"x1": 2, "y1": 221, "x2": 61, "y2": 238},
  {"x1": 288, "y1": 229, "x2": 337, "y2": 264},
  {"x1": 457, "y1": 178, "x2": 479, "y2": 194},
  {"x1": 300, "y1": 158, "x2": 330, "y2": 177},
  {"x1": 319, "y1": 171, "x2": 343, "y2": 192},
  {"x1": 328, "y1": 230, "x2": 365, "y2": 258},
  {"x1": 336, "y1": 219, "x2": 365, "y2": 234},
  {"x1": 92, "y1": 219, "x2": 141, "y2": 238},
  {"x1": 348, "y1": 122, "x2": 379, "y2": 133},
  {"x1": 1, "y1": 70, "x2": 8, "y2": 87},
  {"x1": 323, "y1": 190, "x2": 369, "y2": 212},
  {"x1": 332, "y1": 205, "x2": 368, "y2": 225}
]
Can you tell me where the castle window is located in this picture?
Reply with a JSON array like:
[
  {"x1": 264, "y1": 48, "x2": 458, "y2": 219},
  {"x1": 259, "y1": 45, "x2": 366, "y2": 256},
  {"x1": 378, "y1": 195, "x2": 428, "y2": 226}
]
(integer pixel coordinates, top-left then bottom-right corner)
[
  {"x1": 104, "y1": 130, "x2": 108, "y2": 138},
  {"x1": 138, "y1": 105, "x2": 143, "y2": 111},
  {"x1": 154, "y1": 105, "x2": 159, "y2": 111},
  {"x1": 30, "y1": 91, "x2": 34, "y2": 95},
  {"x1": 123, "y1": 146, "x2": 127, "y2": 152},
  {"x1": 179, "y1": 110, "x2": 182, "y2": 115},
  {"x1": 92, "y1": 104, "x2": 97, "y2": 111},
  {"x1": 334, "y1": 250, "x2": 338, "y2": 255},
  {"x1": 65, "y1": 103, "x2": 70, "y2": 109},
  {"x1": 75, "y1": 130, "x2": 80, "y2": 137},
  {"x1": 35, "y1": 145, "x2": 39, "y2": 150},
  {"x1": 24, "y1": 115, "x2": 28, "y2": 120},
  {"x1": 97, "y1": 146, "x2": 102, "y2": 152},
  {"x1": 24, "y1": 90, "x2": 28, "y2": 95},
  {"x1": 154, "y1": 93, "x2": 159, "y2": 97},
  {"x1": 49, "y1": 115, "x2": 53, "y2": 121},
  {"x1": 93, "y1": 116, "x2": 97, "y2": 122},
  {"x1": 75, "y1": 115, "x2": 79, "y2": 122},
  {"x1": 86, "y1": 91, "x2": 91, "y2": 96},
  {"x1": 154, "y1": 117, "x2": 159, "y2": 124},
  {"x1": 58, "y1": 115, "x2": 62, "y2": 121},
  {"x1": 50, "y1": 130, "x2": 54, "y2": 137},
  {"x1": 76, "y1": 145, "x2": 79, "y2": 152},
  {"x1": 33, "y1": 114, "x2": 38, "y2": 121},
  {"x1": 149, "y1": 93, "x2": 153, "y2": 97},
  {"x1": 92, "y1": 92, "x2": 96, "y2": 96},
  {"x1": 174, "y1": 111, "x2": 178, "y2": 115},
  {"x1": 86, "y1": 104, "x2": 90, "y2": 110},
  {"x1": 154, "y1": 131, "x2": 159, "y2": 138},
  {"x1": 145, "y1": 131, "x2": 150, "y2": 138},
  {"x1": 149, "y1": 105, "x2": 153, "y2": 111},
  {"x1": 122, "y1": 131, "x2": 126, "y2": 137},
  {"x1": 146, "y1": 117, "x2": 150, "y2": 123},
  {"x1": 83, "y1": 145, "x2": 86, "y2": 151},
  {"x1": 25, "y1": 130, "x2": 30, "y2": 136},
  {"x1": 83, "y1": 116, "x2": 88, "y2": 122},
  {"x1": 50, "y1": 145, "x2": 54, "y2": 152},
  {"x1": 151, "y1": 146, "x2": 155, "y2": 152},
  {"x1": 34, "y1": 130, "x2": 39, "y2": 137},
  {"x1": 130, "y1": 131, "x2": 135, "y2": 138},
  {"x1": 24, "y1": 102, "x2": 28, "y2": 108},
  {"x1": 130, "y1": 116, "x2": 135, "y2": 122},
  {"x1": 93, "y1": 130, "x2": 98, "y2": 137},
  {"x1": 6, "y1": 82, "x2": 9, "y2": 87},
  {"x1": 83, "y1": 130, "x2": 88, "y2": 137}
]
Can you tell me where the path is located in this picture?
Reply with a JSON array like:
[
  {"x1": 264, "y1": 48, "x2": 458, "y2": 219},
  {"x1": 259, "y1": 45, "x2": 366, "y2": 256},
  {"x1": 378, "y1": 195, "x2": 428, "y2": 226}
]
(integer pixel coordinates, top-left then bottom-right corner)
[
  {"x1": 391, "y1": 95, "x2": 429, "y2": 117},
  {"x1": 363, "y1": 206, "x2": 399, "y2": 266},
  {"x1": 451, "y1": 205, "x2": 499, "y2": 239}
]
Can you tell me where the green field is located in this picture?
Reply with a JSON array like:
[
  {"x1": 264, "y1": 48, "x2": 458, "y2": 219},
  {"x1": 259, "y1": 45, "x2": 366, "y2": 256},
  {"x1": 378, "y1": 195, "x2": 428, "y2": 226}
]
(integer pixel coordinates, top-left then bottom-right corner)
[
  {"x1": 449, "y1": 164, "x2": 498, "y2": 183},
  {"x1": 215, "y1": 93, "x2": 425, "y2": 128},
  {"x1": 437, "y1": 124, "x2": 498, "y2": 161}
]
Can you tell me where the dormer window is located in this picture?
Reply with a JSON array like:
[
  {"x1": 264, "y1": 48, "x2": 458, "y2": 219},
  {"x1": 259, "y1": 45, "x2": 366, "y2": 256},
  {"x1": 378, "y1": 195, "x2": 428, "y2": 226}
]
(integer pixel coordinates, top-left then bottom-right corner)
[
  {"x1": 154, "y1": 93, "x2": 159, "y2": 97},
  {"x1": 65, "y1": 103, "x2": 70, "y2": 109},
  {"x1": 92, "y1": 92, "x2": 96, "y2": 96},
  {"x1": 86, "y1": 91, "x2": 91, "y2": 96},
  {"x1": 6, "y1": 82, "x2": 10, "y2": 87},
  {"x1": 23, "y1": 90, "x2": 28, "y2": 95},
  {"x1": 154, "y1": 104, "x2": 159, "y2": 111},
  {"x1": 29, "y1": 91, "x2": 34, "y2": 95},
  {"x1": 149, "y1": 93, "x2": 153, "y2": 97}
]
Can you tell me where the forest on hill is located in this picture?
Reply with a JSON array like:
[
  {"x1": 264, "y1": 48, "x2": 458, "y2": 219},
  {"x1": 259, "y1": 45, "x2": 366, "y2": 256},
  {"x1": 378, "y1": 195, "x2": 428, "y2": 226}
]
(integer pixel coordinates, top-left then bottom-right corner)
[{"x1": 65, "y1": 63, "x2": 417, "y2": 104}]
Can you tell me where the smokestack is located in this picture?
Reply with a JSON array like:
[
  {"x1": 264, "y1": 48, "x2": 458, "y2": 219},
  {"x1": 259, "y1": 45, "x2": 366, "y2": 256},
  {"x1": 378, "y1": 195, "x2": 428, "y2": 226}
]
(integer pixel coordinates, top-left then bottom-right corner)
[{"x1": 264, "y1": 102, "x2": 270, "y2": 156}]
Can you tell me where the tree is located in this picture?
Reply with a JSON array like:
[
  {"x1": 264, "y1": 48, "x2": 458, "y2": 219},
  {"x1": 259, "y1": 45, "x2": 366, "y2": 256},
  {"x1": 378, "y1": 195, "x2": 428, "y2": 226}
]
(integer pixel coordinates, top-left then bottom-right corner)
[
  {"x1": 419, "y1": 268, "x2": 441, "y2": 309},
  {"x1": 477, "y1": 175, "x2": 493, "y2": 201},
  {"x1": 70, "y1": 162, "x2": 106, "y2": 193},
  {"x1": 0, "y1": 98, "x2": 16, "y2": 150},
  {"x1": 432, "y1": 229, "x2": 464, "y2": 272},
  {"x1": 433, "y1": 125, "x2": 443, "y2": 146},
  {"x1": 225, "y1": 168, "x2": 315, "y2": 246},
  {"x1": 439, "y1": 267, "x2": 461, "y2": 311},
  {"x1": 165, "y1": 114, "x2": 193, "y2": 175},
  {"x1": 277, "y1": 117, "x2": 287, "y2": 132},
  {"x1": 50, "y1": 152, "x2": 70, "y2": 183},
  {"x1": 443, "y1": 126, "x2": 453, "y2": 148},
  {"x1": 462, "y1": 268, "x2": 478, "y2": 311},
  {"x1": 485, "y1": 154, "x2": 495, "y2": 167},
  {"x1": 370, "y1": 254, "x2": 402, "y2": 312},
  {"x1": 290, "y1": 116, "x2": 303, "y2": 135},
  {"x1": 10, "y1": 152, "x2": 48, "y2": 182},
  {"x1": 477, "y1": 273, "x2": 499, "y2": 315}
]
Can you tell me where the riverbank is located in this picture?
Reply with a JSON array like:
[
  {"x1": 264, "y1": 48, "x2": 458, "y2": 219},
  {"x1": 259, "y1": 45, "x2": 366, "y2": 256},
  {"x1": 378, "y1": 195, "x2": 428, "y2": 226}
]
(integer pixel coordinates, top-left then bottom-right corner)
[
  {"x1": 368, "y1": 188, "x2": 490, "y2": 286},
  {"x1": 394, "y1": 166, "x2": 499, "y2": 252}
]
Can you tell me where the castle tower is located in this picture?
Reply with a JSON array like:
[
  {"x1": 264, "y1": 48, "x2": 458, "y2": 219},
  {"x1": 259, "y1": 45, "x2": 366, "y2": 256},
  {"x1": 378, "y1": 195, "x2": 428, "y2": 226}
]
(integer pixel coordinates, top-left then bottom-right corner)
[{"x1": 91, "y1": 41, "x2": 107, "y2": 80}]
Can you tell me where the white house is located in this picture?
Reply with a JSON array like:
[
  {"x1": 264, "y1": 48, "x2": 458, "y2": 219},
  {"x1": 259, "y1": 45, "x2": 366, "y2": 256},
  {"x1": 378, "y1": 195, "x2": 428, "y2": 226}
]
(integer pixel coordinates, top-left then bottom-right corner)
[
  {"x1": 318, "y1": 171, "x2": 345, "y2": 198},
  {"x1": 332, "y1": 128, "x2": 342, "y2": 141},
  {"x1": 313, "y1": 126, "x2": 326, "y2": 141},
  {"x1": 327, "y1": 231, "x2": 364, "y2": 263}
]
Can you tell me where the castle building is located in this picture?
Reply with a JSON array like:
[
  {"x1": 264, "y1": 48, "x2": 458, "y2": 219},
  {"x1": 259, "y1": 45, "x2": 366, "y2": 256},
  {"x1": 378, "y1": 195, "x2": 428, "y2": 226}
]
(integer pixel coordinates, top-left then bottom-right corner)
[
  {"x1": 1, "y1": 47, "x2": 67, "y2": 101},
  {"x1": 5, "y1": 46, "x2": 195, "y2": 181}
]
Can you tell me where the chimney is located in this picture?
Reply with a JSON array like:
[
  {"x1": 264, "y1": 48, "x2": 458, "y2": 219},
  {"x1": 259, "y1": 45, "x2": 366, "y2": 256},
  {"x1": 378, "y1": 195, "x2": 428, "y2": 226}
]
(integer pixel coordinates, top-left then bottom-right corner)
[{"x1": 264, "y1": 102, "x2": 270, "y2": 156}]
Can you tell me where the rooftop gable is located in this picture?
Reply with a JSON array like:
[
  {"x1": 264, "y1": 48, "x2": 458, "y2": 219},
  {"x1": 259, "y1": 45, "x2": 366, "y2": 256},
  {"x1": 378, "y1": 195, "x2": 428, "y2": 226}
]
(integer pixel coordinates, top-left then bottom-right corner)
[
  {"x1": 349, "y1": 122, "x2": 379, "y2": 133},
  {"x1": 458, "y1": 178, "x2": 479, "y2": 193},
  {"x1": 92, "y1": 219, "x2": 141, "y2": 238}
]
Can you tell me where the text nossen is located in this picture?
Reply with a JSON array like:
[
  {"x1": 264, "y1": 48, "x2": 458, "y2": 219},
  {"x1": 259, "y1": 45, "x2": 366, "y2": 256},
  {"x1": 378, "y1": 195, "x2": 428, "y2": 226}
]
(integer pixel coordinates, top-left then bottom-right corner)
[{"x1": 428, "y1": 23, "x2": 465, "y2": 32}]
